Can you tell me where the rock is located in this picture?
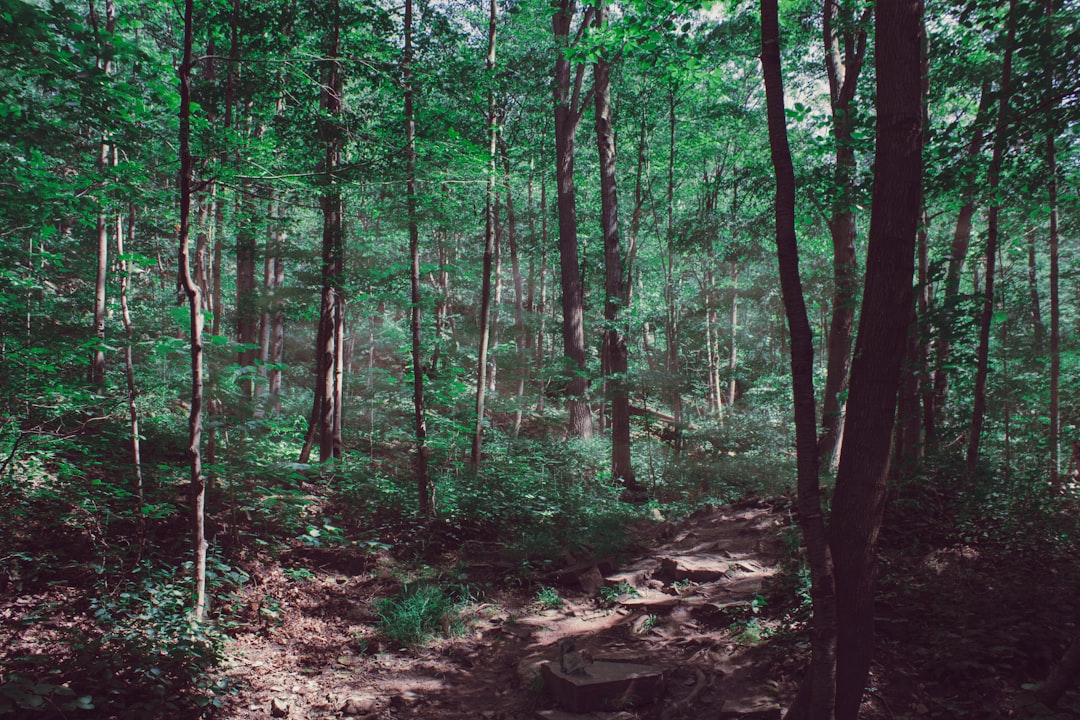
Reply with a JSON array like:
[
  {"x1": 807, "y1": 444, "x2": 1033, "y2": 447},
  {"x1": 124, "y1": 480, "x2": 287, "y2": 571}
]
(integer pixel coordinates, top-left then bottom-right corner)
[
  {"x1": 341, "y1": 695, "x2": 378, "y2": 716},
  {"x1": 270, "y1": 697, "x2": 290, "y2": 717},
  {"x1": 541, "y1": 659, "x2": 665, "y2": 713},
  {"x1": 578, "y1": 567, "x2": 605, "y2": 596},
  {"x1": 718, "y1": 698, "x2": 782, "y2": 719}
]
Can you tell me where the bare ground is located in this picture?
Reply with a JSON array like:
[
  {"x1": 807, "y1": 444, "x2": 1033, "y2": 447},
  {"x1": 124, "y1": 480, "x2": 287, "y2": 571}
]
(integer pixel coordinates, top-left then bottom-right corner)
[{"x1": 217, "y1": 498, "x2": 795, "y2": 720}]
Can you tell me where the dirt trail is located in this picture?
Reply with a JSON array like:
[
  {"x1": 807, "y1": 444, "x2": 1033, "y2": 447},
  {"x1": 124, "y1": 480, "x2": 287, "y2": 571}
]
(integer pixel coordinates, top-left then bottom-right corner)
[{"x1": 220, "y1": 498, "x2": 793, "y2": 720}]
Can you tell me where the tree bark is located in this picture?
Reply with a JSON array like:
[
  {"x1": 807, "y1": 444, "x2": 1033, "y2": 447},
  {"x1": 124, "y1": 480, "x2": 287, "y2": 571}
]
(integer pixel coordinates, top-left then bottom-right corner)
[
  {"x1": 472, "y1": 0, "x2": 498, "y2": 467},
  {"x1": 966, "y1": 0, "x2": 1017, "y2": 483},
  {"x1": 553, "y1": 0, "x2": 595, "y2": 439},
  {"x1": 405, "y1": 0, "x2": 431, "y2": 514},
  {"x1": 818, "y1": 0, "x2": 869, "y2": 464},
  {"x1": 119, "y1": 204, "x2": 144, "y2": 525},
  {"x1": 318, "y1": 4, "x2": 344, "y2": 465},
  {"x1": 178, "y1": 0, "x2": 208, "y2": 624},
  {"x1": 829, "y1": 0, "x2": 923, "y2": 714},
  {"x1": 762, "y1": 1, "x2": 836, "y2": 716},
  {"x1": 593, "y1": 14, "x2": 637, "y2": 494},
  {"x1": 1047, "y1": 131, "x2": 1060, "y2": 490}
]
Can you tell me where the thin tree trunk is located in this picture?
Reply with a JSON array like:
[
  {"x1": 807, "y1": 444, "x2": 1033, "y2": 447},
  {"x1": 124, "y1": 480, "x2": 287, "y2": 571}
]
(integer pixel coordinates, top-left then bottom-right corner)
[
  {"x1": 966, "y1": 0, "x2": 1017, "y2": 483},
  {"x1": 119, "y1": 204, "x2": 144, "y2": 524},
  {"x1": 818, "y1": 0, "x2": 869, "y2": 463},
  {"x1": 472, "y1": 0, "x2": 498, "y2": 467},
  {"x1": 553, "y1": 0, "x2": 595, "y2": 439},
  {"x1": 1047, "y1": 131, "x2": 1061, "y2": 490},
  {"x1": 89, "y1": 0, "x2": 116, "y2": 389},
  {"x1": 728, "y1": 262, "x2": 739, "y2": 408},
  {"x1": 505, "y1": 152, "x2": 528, "y2": 438},
  {"x1": 1026, "y1": 228, "x2": 1045, "y2": 355},
  {"x1": 178, "y1": 0, "x2": 207, "y2": 624},
  {"x1": 762, "y1": 0, "x2": 836, "y2": 715},
  {"x1": 318, "y1": 6, "x2": 344, "y2": 465},
  {"x1": 593, "y1": 13, "x2": 637, "y2": 494},
  {"x1": 930, "y1": 80, "x2": 992, "y2": 432},
  {"x1": 829, "y1": 0, "x2": 923, "y2": 714},
  {"x1": 665, "y1": 87, "x2": 683, "y2": 448},
  {"x1": 405, "y1": 0, "x2": 431, "y2": 514}
]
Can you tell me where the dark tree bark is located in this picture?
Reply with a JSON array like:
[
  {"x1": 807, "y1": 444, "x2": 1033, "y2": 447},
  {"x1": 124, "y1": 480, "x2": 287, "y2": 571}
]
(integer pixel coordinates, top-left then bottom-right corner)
[
  {"x1": 593, "y1": 9, "x2": 638, "y2": 494},
  {"x1": 316, "y1": 4, "x2": 344, "y2": 465},
  {"x1": 472, "y1": 0, "x2": 498, "y2": 468},
  {"x1": 818, "y1": 0, "x2": 870, "y2": 465},
  {"x1": 178, "y1": 0, "x2": 207, "y2": 624},
  {"x1": 761, "y1": 1, "x2": 836, "y2": 717},
  {"x1": 404, "y1": 0, "x2": 431, "y2": 514},
  {"x1": 553, "y1": 0, "x2": 595, "y2": 439},
  {"x1": 829, "y1": 0, "x2": 923, "y2": 715},
  {"x1": 966, "y1": 0, "x2": 1017, "y2": 483},
  {"x1": 1047, "y1": 131, "x2": 1061, "y2": 490}
]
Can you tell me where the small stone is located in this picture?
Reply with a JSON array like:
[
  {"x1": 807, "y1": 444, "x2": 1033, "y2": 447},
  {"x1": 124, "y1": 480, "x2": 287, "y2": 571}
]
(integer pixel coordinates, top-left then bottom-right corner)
[
  {"x1": 341, "y1": 695, "x2": 378, "y2": 716},
  {"x1": 270, "y1": 697, "x2": 290, "y2": 717}
]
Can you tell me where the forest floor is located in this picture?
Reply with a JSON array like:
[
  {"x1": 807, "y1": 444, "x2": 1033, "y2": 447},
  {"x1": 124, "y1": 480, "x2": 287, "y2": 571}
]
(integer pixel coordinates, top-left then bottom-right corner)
[{"x1": 218, "y1": 497, "x2": 799, "y2": 720}]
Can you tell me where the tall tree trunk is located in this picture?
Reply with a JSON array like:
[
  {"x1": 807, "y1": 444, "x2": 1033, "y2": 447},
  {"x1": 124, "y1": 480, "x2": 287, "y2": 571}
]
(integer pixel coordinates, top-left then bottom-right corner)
[
  {"x1": 506, "y1": 152, "x2": 528, "y2": 438},
  {"x1": 664, "y1": 87, "x2": 683, "y2": 450},
  {"x1": 317, "y1": 5, "x2": 344, "y2": 465},
  {"x1": 593, "y1": 14, "x2": 637, "y2": 494},
  {"x1": 553, "y1": 0, "x2": 595, "y2": 439},
  {"x1": 404, "y1": 0, "x2": 431, "y2": 514},
  {"x1": 929, "y1": 80, "x2": 992, "y2": 433},
  {"x1": 178, "y1": 0, "x2": 207, "y2": 624},
  {"x1": 89, "y1": 0, "x2": 116, "y2": 389},
  {"x1": 1025, "y1": 228, "x2": 1045, "y2": 356},
  {"x1": 472, "y1": 0, "x2": 498, "y2": 467},
  {"x1": 818, "y1": 0, "x2": 869, "y2": 463},
  {"x1": 1047, "y1": 131, "x2": 1061, "y2": 490},
  {"x1": 829, "y1": 0, "x2": 923, "y2": 714},
  {"x1": 727, "y1": 262, "x2": 739, "y2": 408},
  {"x1": 119, "y1": 204, "x2": 144, "y2": 524},
  {"x1": 762, "y1": 1, "x2": 836, "y2": 716},
  {"x1": 966, "y1": 0, "x2": 1017, "y2": 483}
]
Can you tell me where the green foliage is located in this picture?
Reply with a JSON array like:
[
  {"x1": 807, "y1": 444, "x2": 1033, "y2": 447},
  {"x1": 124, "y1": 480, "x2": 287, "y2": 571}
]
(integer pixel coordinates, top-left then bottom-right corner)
[
  {"x1": 534, "y1": 585, "x2": 562, "y2": 610},
  {"x1": 375, "y1": 584, "x2": 466, "y2": 647},
  {"x1": 600, "y1": 581, "x2": 638, "y2": 605}
]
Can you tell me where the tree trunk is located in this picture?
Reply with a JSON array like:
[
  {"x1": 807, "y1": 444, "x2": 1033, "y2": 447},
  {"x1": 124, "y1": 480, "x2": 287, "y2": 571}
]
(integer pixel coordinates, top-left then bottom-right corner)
[
  {"x1": 506, "y1": 152, "x2": 528, "y2": 438},
  {"x1": 178, "y1": 0, "x2": 207, "y2": 624},
  {"x1": 553, "y1": 0, "x2": 594, "y2": 439},
  {"x1": 966, "y1": 0, "x2": 1017, "y2": 483},
  {"x1": 929, "y1": 80, "x2": 992, "y2": 433},
  {"x1": 727, "y1": 262, "x2": 739, "y2": 408},
  {"x1": 318, "y1": 6, "x2": 344, "y2": 465},
  {"x1": 89, "y1": 0, "x2": 116, "y2": 390},
  {"x1": 471, "y1": 0, "x2": 498, "y2": 467},
  {"x1": 664, "y1": 88, "x2": 683, "y2": 450},
  {"x1": 1047, "y1": 131, "x2": 1060, "y2": 490},
  {"x1": 829, "y1": 0, "x2": 923, "y2": 714},
  {"x1": 818, "y1": 0, "x2": 869, "y2": 463},
  {"x1": 762, "y1": 1, "x2": 836, "y2": 716},
  {"x1": 593, "y1": 19, "x2": 637, "y2": 494},
  {"x1": 405, "y1": 0, "x2": 431, "y2": 514},
  {"x1": 119, "y1": 204, "x2": 144, "y2": 524}
]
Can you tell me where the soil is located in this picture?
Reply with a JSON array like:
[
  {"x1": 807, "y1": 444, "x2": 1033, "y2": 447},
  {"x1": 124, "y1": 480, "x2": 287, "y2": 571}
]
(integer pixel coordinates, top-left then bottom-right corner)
[{"x1": 217, "y1": 498, "x2": 795, "y2": 720}]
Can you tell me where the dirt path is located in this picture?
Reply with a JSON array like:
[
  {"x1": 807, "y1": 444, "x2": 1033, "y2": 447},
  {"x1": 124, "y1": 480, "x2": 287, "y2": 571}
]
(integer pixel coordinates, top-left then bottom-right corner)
[{"x1": 219, "y1": 498, "x2": 793, "y2": 720}]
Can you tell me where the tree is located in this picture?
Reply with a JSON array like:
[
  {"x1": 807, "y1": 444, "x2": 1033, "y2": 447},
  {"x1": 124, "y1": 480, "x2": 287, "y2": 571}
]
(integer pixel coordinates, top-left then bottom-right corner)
[
  {"x1": 552, "y1": 0, "x2": 595, "y2": 439},
  {"x1": 472, "y1": 0, "x2": 499, "y2": 468},
  {"x1": 178, "y1": 0, "x2": 208, "y2": 624},
  {"x1": 829, "y1": 0, "x2": 923, "y2": 715}
]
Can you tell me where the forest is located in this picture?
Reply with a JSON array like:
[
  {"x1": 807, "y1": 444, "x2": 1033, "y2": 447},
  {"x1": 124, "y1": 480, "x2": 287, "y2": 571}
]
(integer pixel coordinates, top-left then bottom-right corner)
[{"x1": 0, "y1": 0, "x2": 1078, "y2": 717}]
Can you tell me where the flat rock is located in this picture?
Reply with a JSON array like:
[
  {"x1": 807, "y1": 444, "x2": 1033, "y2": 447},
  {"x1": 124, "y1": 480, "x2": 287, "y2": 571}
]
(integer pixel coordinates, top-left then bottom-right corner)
[
  {"x1": 541, "y1": 660, "x2": 665, "y2": 713},
  {"x1": 659, "y1": 553, "x2": 733, "y2": 582},
  {"x1": 341, "y1": 695, "x2": 379, "y2": 716},
  {"x1": 617, "y1": 589, "x2": 681, "y2": 610},
  {"x1": 719, "y1": 698, "x2": 782, "y2": 719}
]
